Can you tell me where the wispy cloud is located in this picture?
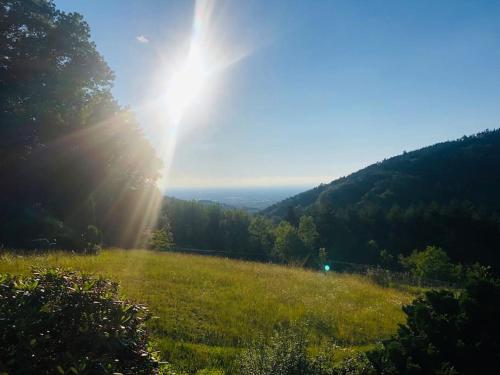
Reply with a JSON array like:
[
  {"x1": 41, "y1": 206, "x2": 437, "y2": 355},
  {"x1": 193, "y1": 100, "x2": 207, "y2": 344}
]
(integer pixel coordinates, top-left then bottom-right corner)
[{"x1": 136, "y1": 35, "x2": 149, "y2": 44}]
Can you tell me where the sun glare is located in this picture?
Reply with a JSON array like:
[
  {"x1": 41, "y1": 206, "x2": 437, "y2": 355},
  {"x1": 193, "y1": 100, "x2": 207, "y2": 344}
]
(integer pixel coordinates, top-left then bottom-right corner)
[
  {"x1": 162, "y1": 0, "x2": 251, "y2": 127},
  {"x1": 167, "y1": 43, "x2": 209, "y2": 124},
  {"x1": 152, "y1": 0, "x2": 252, "y2": 191},
  {"x1": 164, "y1": 0, "x2": 221, "y2": 126}
]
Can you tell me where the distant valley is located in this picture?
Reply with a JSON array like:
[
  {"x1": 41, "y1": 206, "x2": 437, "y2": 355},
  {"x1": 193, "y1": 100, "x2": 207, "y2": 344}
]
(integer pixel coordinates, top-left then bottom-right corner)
[{"x1": 165, "y1": 186, "x2": 311, "y2": 212}]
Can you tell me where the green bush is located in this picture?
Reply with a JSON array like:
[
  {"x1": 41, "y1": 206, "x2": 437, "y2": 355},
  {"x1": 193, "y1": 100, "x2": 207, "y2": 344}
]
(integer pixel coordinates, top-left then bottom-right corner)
[
  {"x1": 0, "y1": 268, "x2": 159, "y2": 374},
  {"x1": 238, "y1": 328, "x2": 335, "y2": 375},
  {"x1": 399, "y1": 245, "x2": 456, "y2": 281},
  {"x1": 367, "y1": 278, "x2": 500, "y2": 374},
  {"x1": 238, "y1": 327, "x2": 378, "y2": 375},
  {"x1": 149, "y1": 228, "x2": 175, "y2": 251},
  {"x1": 334, "y1": 354, "x2": 375, "y2": 375}
]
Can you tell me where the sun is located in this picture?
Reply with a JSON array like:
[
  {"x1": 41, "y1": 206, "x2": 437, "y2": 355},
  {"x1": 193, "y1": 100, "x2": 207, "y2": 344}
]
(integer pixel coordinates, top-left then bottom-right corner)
[
  {"x1": 166, "y1": 43, "x2": 209, "y2": 124},
  {"x1": 161, "y1": 0, "x2": 252, "y2": 127},
  {"x1": 154, "y1": 0, "x2": 252, "y2": 190}
]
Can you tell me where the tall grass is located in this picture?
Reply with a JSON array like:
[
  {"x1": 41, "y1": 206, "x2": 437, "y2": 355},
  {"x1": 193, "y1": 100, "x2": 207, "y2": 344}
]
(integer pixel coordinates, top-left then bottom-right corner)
[{"x1": 0, "y1": 249, "x2": 412, "y2": 373}]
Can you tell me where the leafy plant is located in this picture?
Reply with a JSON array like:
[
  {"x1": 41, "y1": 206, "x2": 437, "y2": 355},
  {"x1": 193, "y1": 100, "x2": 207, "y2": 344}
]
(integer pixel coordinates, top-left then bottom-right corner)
[
  {"x1": 238, "y1": 327, "x2": 335, "y2": 375},
  {"x1": 0, "y1": 268, "x2": 160, "y2": 374},
  {"x1": 367, "y1": 277, "x2": 500, "y2": 374},
  {"x1": 334, "y1": 353, "x2": 375, "y2": 375}
]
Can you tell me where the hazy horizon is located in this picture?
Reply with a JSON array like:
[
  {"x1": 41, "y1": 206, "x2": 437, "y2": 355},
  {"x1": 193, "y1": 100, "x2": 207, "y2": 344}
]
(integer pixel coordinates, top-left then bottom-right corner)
[{"x1": 165, "y1": 185, "x2": 311, "y2": 210}]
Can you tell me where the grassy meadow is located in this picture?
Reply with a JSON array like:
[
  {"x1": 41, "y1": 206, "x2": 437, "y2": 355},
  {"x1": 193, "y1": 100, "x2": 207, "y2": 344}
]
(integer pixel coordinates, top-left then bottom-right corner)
[{"x1": 0, "y1": 249, "x2": 413, "y2": 373}]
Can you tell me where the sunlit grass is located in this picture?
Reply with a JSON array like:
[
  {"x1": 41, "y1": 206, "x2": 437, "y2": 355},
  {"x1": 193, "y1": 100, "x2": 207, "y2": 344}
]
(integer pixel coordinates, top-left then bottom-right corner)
[{"x1": 0, "y1": 249, "x2": 413, "y2": 373}]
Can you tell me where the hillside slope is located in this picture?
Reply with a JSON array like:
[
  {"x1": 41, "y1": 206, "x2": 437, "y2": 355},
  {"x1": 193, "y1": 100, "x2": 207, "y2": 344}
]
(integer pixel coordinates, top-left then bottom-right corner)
[
  {"x1": 263, "y1": 129, "x2": 500, "y2": 268},
  {"x1": 0, "y1": 249, "x2": 411, "y2": 373}
]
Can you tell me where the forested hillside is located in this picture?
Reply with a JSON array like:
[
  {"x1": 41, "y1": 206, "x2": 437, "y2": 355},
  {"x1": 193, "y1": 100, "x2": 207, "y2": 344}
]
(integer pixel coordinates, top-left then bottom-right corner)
[{"x1": 263, "y1": 130, "x2": 500, "y2": 268}]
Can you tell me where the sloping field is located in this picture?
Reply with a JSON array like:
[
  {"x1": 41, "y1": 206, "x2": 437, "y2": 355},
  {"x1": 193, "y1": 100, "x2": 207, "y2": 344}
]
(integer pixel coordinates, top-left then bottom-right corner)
[{"x1": 0, "y1": 249, "x2": 413, "y2": 373}]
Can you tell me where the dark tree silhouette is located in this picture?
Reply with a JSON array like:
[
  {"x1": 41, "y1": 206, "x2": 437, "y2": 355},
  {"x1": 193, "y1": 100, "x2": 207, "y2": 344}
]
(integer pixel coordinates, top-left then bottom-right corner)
[{"x1": 0, "y1": 0, "x2": 162, "y2": 249}]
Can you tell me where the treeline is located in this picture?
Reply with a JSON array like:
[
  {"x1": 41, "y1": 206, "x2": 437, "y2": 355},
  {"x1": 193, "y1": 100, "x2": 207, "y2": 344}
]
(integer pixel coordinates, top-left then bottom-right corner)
[
  {"x1": 153, "y1": 198, "x2": 321, "y2": 264},
  {"x1": 264, "y1": 129, "x2": 500, "y2": 270},
  {"x1": 310, "y1": 199, "x2": 500, "y2": 266},
  {"x1": 155, "y1": 199, "x2": 491, "y2": 282},
  {"x1": 0, "y1": 0, "x2": 162, "y2": 250}
]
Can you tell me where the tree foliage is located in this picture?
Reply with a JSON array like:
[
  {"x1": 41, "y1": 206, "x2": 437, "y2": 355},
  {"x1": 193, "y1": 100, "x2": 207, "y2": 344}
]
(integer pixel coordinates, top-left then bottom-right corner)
[
  {"x1": 399, "y1": 246, "x2": 456, "y2": 281},
  {"x1": 272, "y1": 221, "x2": 305, "y2": 262},
  {"x1": 161, "y1": 198, "x2": 322, "y2": 264},
  {"x1": 298, "y1": 215, "x2": 319, "y2": 252},
  {"x1": 0, "y1": 0, "x2": 162, "y2": 250},
  {"x1": 367, "y1": 277, "x2": 500, "y2": 374},
  {"x1": 149, "y1": 227, "x2": 174, "y2": 251},
  {"x1": 164, "y1": 198, "x2": 254, "y2": 257},
  {"x1": 249, "y1": 215, "x2": 276, "y2": 258}
]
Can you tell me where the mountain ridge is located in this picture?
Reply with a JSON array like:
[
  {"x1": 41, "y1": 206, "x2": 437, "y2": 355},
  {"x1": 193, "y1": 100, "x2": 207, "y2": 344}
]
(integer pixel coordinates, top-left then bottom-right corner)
[{"x1": 262, "y1": 129, "x2": 500, "y2": 268}]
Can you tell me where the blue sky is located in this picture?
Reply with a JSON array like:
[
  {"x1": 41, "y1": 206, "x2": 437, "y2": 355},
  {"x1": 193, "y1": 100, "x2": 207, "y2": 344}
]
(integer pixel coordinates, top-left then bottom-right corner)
[{"x1": 56, "y1": 0, "x2": 500, "y2": 188}]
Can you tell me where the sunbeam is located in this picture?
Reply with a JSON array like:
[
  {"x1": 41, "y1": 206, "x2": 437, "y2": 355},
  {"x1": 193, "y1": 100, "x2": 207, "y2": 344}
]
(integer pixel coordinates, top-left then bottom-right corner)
[{"x1": 153, "y1": 0, "x2": 252, "y2": 191}]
